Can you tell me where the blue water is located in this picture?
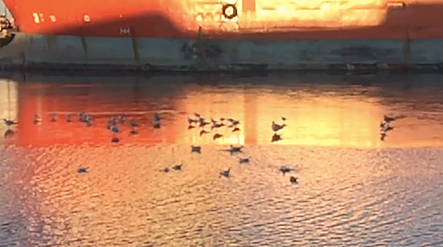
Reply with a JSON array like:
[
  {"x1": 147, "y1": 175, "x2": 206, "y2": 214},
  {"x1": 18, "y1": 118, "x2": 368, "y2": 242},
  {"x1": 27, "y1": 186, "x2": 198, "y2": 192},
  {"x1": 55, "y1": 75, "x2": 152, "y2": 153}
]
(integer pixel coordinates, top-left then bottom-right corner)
[{"x1": 1, "y1": 74, "x2": 443, "y2": 246}]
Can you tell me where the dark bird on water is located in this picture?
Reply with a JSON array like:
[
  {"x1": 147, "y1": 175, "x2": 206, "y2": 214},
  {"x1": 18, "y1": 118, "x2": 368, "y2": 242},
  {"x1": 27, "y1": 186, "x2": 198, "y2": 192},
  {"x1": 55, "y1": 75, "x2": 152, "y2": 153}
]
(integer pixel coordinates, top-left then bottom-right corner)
[
  {"x1": 290, "y1": 176, "x2": 298, "y2": 184},
  {"x1": 173, "y1": 164, "x2": 183, "y2": 171},
  {"x1": 77, "y1": 167, "x2": 89, "y2": 174},
  {"x1": 191, "y1": 145, "x2": 201, "y2": 153},
  {"x1": 279, "y1": 166, "x2": 294, "y2": 175},
  {"x1": 3, "y1": 119, "x2": 16, "y2": 127},
  {"x1": 220, "y1": 168, "x2": 231, "y2": 178},
  {"x1": 153, "y1": 113, "x2": 161, "y2": 129},
  {"x1": 229, "y1": 145, "x2": 243, "y2": 153},
  {"x1": 129, "y1": 120, "x2": 139, "y2": 128},
  {"x1": 239, "y1": 157, "x2": 250, "y2": 164},
  {"x1": 272, "y1": 121, "x2": 286, "y2": 132}
]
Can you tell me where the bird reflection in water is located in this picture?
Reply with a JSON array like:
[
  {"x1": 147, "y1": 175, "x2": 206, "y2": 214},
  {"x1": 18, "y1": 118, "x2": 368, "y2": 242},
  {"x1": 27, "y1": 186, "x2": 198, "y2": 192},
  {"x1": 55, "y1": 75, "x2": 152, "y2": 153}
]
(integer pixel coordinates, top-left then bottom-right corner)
[
  {"x1": 4, "y1": 128, "x2": 14, "y2": 139},
  {"x1": 272, "y1": 133, "x2": 283, "y2": 143},
  {"x1": 3, "y1": 118, "x2": 17, "y2": 139}
]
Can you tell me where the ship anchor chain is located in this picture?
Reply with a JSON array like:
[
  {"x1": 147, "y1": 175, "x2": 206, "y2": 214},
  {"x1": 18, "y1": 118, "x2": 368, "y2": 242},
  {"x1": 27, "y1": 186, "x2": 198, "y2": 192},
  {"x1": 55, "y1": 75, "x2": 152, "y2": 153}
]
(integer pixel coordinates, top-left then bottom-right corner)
[{"x1": 222, "y1": 3, "x2": 238, "y2": 20}]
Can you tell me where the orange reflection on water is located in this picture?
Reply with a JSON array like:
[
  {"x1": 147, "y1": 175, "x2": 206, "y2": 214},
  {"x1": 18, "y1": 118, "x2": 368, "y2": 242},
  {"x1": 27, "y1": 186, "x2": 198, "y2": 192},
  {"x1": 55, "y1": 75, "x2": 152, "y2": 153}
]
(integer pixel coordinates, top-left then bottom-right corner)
[
  {"x1": 256, "y1": 92, "x2": 384, "y2": 147},
  {"x1": 6, "y1": 78, "x2": 443, "y2": 148}
]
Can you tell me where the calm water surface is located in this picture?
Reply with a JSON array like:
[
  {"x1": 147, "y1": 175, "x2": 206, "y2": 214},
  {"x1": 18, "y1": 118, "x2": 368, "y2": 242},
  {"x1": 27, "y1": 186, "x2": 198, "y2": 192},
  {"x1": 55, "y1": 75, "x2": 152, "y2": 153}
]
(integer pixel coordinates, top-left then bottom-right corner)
[{"x1": 1, "y1": 74, "x2": 443, "y2": 246}]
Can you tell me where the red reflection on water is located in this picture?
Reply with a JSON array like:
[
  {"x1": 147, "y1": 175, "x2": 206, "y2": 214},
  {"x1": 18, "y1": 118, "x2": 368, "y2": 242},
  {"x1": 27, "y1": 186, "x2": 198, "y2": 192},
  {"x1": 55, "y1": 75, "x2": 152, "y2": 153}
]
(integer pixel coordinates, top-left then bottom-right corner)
[{"x1": 13, "y1": 82, "x2": 178, "y2": 146}]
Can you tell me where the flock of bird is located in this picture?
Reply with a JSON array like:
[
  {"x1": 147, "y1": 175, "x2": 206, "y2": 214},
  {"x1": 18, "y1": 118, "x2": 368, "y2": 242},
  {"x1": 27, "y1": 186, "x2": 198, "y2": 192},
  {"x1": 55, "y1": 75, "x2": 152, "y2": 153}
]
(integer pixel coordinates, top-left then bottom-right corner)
[
  {"x1": 2, "y1": 112, "x2": 298, "y2": 184},
  {"x1": 2, "y1": 112, "x2": 400, "y2": 185}
]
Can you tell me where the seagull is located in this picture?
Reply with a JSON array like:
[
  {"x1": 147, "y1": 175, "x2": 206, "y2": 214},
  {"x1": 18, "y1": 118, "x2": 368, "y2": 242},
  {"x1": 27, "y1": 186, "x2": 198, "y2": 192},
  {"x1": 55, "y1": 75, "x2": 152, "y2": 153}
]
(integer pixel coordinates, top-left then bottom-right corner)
[
  {"x1": 3, "y1": 119, "x2": 16, "y2": 127},
  {"x1": 239, "y1": 157, "x2": 250, "y2": 164},
  {"x1": 129, "y1": 120, "x2": 139, "y2": 128},
  {"x1": 153, "y1": 118, "x2": 161, "y2": 129},
  {"x1": 77, "y1": 167, "x2": 89, "y2": 174},
  {"x1": 220, "y1": 168, "x2": 231, "y2": 178},
  {"x1": 154, "y1": 113, "x2": 161, "y2": 122},
  {"x1": 110, "y1": 125, "x2": 121, "y2": 134},
  {"x1": 191, "y1": 145, "x2": 201, "y2": 153},
  {"x1": 272, "y1": 121, "x2": 286, "y2": 132},
  {"x1": 78, "y1": 112, "x2": 87, "y2": 122},
  {"x1": 188, "y1": 117, "x2": 198, "y2": 125},
  {"x1": 229, "y1": 145, "x2": 243, "y2": 153},
  {"x1": 381, "y1": 123, "x2": 393, "y2": 132},
  {"x1": 228, "y1": 118, "x2": 240, "y2": 126},
  {"x1": 117, "y1": 115, "x2": 125, "y2": 124},
  {"x1": 279, "y1": 166, "x2": 294, "y2": 175},
  {"x1": 211, "y1": 122, "x2": 224, "y2": 130},
  {"x1": 172, "y1": 164, "x2": 183, "y2": 171},
  {"x1": 84, "y1": 115, "x2": 93, "y2": 127},
  {"x1": 199, "y1": 119, "x2": 210, "y2": 128}
]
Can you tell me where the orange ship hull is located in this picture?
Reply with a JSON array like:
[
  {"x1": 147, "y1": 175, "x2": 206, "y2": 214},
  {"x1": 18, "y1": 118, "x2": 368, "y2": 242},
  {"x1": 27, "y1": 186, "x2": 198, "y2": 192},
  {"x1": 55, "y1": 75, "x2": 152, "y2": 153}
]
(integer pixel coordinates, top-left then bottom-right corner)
[
  {"x1": 0, "y1": 0, "x2": 443, "y2": 72},
  {"x1": 3, "y1": 0, "x2": 443, "y2": 39}
]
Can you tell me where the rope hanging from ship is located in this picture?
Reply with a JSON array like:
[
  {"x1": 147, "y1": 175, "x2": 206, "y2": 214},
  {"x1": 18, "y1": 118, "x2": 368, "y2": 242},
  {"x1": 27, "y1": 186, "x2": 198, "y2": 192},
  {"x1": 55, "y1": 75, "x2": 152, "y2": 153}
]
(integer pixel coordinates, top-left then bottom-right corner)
[{"x1": 222, "y1": 4, "x2": 238, "y2": 20}]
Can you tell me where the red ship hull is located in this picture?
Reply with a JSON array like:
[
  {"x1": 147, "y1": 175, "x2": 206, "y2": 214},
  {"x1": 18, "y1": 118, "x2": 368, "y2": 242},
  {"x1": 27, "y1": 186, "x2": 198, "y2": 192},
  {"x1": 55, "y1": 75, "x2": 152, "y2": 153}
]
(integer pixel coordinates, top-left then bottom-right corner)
[{"x1": 4, "y1": 0, "x2": 443, "y2": 39}]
